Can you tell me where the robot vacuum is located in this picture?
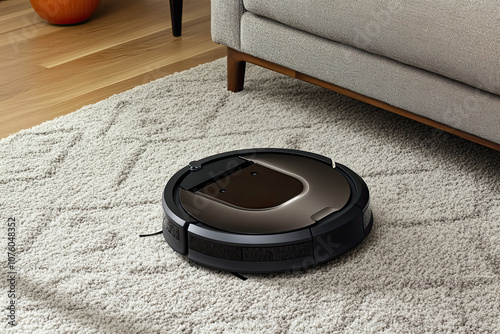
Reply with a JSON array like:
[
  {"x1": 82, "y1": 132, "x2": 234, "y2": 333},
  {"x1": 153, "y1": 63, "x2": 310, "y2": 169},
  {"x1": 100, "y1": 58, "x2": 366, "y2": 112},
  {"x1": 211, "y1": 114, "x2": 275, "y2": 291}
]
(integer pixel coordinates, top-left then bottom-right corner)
[{"x1": 162, "y1": 148, "x2": 372, "y2": 274}]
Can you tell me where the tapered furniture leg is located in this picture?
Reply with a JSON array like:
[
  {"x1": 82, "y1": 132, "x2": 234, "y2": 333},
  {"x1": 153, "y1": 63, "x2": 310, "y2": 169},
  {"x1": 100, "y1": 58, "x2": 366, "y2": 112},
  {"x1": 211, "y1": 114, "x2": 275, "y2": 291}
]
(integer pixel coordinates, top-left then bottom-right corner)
[
  {"x1": 227, "y1": 48, "x2": 246, "y2": 92},
  {"x1": 169, "y1": 0, "x2": 183, "y2": 37}
]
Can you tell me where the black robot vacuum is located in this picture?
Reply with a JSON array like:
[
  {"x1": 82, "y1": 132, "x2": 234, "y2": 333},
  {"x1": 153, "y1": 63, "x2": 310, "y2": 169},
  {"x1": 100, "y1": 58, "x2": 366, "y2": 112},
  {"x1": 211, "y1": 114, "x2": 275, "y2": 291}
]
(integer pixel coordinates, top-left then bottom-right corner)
[{"x1": 162, "y1": 148, "x2": 372, "y2": 274}]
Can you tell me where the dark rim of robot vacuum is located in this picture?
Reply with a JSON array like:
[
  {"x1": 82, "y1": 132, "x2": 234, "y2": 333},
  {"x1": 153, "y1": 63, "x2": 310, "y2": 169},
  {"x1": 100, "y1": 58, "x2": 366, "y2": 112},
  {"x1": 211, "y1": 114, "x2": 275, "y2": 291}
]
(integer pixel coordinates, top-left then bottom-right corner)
[{"x1": 162, "y1": 148, "x2": 373, "y2": 274}]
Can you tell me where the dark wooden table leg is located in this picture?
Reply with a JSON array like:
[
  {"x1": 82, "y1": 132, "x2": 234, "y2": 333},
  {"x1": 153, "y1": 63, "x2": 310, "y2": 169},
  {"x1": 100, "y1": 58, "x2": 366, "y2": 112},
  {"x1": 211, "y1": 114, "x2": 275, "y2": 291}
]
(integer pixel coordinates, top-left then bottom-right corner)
[{"x1": 169, "y1": 0, "x2": 183, "y2": 37}]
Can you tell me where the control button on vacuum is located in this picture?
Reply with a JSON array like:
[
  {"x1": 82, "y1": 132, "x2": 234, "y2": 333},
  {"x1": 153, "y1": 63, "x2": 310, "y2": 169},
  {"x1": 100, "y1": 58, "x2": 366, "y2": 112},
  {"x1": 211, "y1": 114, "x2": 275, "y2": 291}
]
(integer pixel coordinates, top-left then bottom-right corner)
[{"x1": 189, "y1": 161, "x2": 202, "y2": 171}]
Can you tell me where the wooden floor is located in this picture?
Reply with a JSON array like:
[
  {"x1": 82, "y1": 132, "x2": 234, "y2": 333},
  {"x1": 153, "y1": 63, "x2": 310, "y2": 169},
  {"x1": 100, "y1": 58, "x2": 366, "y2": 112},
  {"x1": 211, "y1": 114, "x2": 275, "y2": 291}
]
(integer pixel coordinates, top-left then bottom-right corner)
[{"x1": 0, "y1": 0, "x2": 226, "y2": 139}]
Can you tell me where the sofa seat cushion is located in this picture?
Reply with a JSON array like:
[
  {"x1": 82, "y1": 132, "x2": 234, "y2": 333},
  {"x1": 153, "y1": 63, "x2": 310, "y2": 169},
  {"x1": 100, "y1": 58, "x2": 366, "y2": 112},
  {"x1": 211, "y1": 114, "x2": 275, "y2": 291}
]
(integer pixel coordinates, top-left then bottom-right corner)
[{"x1": 243, "y1": 0, "x2": 500, "y2": 96}]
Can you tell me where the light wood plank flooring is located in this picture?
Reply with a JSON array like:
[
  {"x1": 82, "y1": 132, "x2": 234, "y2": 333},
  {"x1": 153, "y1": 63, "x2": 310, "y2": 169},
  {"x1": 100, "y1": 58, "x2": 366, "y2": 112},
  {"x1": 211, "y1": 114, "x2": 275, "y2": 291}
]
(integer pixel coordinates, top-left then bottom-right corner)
[{"x1": 0, "y1": 0, "x2": 226, "y2": 139}]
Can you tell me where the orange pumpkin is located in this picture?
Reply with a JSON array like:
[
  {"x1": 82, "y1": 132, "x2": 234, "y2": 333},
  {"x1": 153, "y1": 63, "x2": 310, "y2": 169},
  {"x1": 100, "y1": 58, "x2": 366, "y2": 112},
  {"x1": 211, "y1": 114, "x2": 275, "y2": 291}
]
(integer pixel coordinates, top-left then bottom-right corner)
[{"x1": 30, "y1": 0, "x2": 101, "y2": 25}]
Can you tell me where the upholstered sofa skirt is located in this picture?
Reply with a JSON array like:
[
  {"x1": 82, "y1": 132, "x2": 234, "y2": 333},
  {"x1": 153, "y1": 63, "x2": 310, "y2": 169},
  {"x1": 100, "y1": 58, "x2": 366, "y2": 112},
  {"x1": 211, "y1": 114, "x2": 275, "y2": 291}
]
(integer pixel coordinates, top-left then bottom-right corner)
[{"x1": 212, "y1": 0, "x2": 500, "y2": 148}]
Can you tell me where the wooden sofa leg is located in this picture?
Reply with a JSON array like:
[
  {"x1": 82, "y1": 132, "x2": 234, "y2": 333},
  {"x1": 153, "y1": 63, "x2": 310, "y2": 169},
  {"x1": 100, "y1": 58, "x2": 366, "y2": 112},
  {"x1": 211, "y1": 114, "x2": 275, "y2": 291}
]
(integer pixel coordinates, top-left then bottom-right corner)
[{"x1": 227, "y1": 48, "x2": 246, "y2": 92}]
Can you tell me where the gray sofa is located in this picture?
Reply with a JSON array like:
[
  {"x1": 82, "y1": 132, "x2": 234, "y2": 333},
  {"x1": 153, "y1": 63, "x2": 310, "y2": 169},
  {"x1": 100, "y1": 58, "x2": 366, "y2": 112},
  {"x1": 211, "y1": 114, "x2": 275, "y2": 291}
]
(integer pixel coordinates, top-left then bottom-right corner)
[{"x1": 211, "y1": 0, "x2": 500, "y2": 151}]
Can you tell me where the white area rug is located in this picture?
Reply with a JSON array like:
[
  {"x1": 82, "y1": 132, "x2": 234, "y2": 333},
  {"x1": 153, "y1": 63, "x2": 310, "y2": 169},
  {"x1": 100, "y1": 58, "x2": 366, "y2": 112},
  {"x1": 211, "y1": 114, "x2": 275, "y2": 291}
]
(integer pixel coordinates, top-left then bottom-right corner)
[{"x1": 1, "y1": 58, "x2": 500, "y2": 333}]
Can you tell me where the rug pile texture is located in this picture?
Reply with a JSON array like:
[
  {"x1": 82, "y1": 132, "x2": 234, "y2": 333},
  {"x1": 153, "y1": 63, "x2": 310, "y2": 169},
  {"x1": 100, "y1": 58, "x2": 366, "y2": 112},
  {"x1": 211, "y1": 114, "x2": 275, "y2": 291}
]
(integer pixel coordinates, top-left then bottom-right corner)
[{"x1": 1, "y1": 59, "x2": 499, "y2": 333}]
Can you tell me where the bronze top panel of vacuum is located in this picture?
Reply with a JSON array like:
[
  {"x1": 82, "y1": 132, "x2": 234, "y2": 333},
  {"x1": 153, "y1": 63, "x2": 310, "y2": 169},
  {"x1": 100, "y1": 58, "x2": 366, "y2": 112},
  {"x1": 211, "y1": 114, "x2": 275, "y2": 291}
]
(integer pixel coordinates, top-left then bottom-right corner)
[{"x1": 179, "y1": 153, "x2": 351, "y2": 234}]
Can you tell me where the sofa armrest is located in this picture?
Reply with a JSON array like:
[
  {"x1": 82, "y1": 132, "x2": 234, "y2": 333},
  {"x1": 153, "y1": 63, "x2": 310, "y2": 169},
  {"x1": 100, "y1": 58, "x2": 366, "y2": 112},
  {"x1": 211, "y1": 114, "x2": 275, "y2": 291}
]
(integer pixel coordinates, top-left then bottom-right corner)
[{"x1": 211, "y1": 0, "x2": 245, "y2": 50}]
